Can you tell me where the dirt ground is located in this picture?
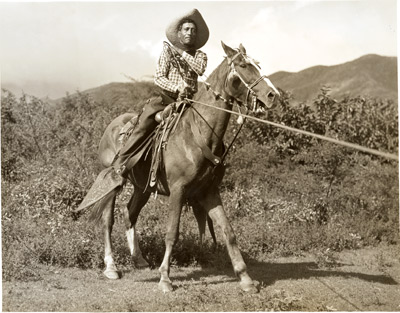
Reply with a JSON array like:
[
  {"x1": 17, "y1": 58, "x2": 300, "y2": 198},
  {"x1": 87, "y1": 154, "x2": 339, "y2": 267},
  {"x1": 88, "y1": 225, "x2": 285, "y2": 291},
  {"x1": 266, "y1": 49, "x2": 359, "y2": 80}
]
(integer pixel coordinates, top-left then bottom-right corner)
[{"x1": 2, "y1": 245, "x2": 400, "y2": 312}]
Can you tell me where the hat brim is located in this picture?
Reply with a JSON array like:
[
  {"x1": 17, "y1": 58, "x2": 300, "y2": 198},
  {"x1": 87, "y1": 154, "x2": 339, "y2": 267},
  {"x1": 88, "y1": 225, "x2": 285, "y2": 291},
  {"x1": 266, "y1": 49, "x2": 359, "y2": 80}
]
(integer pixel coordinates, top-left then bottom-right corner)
[{"x1": 166, "y1": 8, "x2": 209, "y2": 50}]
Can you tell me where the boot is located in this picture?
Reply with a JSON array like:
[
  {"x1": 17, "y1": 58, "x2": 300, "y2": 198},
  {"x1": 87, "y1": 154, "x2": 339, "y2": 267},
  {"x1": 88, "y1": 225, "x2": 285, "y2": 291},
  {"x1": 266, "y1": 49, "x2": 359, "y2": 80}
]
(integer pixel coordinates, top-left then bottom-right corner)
[{"x1": 118, "y1": 116, "x2": 138, "y2": 146}]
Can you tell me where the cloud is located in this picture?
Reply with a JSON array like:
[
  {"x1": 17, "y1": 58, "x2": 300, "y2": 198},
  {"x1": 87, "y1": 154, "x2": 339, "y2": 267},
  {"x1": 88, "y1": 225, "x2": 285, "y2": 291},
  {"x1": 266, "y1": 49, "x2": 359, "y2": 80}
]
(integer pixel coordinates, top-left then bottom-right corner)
[
  {"x1": 0, "y1": 2, "x2": 163, "y2": 97},
  {"x1": 120, "y1": 39, "x2": 164, "y2": 61},
  {"x1": 0, "y1": 1, "x2": 396, "y2": 99},
  {"x1": 251, "y1": 7, "x2": 276, "y2": 27},
  {"x1": 222, "y1": 1, "x2": 397, "y2": 75}
]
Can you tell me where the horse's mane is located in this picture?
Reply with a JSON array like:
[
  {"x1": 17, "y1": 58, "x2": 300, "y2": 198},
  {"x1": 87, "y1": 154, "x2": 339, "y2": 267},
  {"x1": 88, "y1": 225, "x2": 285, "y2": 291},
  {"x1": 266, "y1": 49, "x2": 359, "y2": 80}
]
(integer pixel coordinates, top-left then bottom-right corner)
[{"x1": 195, "y1": 57, "x2": 229, "y2": 100}]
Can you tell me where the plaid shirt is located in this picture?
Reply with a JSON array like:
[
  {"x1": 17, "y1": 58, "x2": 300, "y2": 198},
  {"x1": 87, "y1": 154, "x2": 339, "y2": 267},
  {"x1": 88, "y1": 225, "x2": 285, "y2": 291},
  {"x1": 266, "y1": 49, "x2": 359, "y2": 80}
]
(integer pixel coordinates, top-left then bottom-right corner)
[{"x1": 154, "y1": 44, "x2": 207, "y2": 99}]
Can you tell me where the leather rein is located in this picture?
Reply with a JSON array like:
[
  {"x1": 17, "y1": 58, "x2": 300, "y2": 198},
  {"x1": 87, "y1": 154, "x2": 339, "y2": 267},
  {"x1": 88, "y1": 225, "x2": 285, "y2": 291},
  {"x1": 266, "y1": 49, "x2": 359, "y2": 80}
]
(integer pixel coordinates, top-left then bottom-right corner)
[
  {"x1": 193, "y1": 49, "x2": 270, "y2": 167},
  {"x1": 165, "y1": 43, "x2": 268, "y2": 167},
  {"x1": 217, "y1": 49, "x2": 271, "y2": 164}
]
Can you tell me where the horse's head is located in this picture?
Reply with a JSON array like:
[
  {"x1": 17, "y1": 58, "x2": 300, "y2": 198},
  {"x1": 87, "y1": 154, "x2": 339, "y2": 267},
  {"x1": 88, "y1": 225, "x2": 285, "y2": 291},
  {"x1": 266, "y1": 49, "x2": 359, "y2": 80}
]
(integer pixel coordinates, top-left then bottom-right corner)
[{"x1": 222, "y1": 42, "x2": 280, "y2": 111}]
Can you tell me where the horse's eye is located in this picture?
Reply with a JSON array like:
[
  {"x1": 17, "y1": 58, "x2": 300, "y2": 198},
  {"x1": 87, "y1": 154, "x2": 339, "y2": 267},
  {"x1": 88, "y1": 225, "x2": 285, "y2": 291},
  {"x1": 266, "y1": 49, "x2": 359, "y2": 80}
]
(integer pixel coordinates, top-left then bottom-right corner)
[{"x1": 239, "y1": 63, "x2": 247, "y2": 68}]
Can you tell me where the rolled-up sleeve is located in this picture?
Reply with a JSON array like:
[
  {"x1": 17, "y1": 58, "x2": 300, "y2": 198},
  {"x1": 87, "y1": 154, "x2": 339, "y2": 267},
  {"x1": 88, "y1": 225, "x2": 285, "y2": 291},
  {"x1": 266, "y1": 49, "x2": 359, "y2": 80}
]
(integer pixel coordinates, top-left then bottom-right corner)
[{"x1": 182, "y1": 50, "x2": 207, "y2": 76}]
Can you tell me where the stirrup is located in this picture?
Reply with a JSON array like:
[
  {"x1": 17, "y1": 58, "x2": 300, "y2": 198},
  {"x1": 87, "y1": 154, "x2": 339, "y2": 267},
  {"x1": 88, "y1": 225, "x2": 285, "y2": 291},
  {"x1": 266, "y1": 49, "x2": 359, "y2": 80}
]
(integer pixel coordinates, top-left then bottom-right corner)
[
  {"x1": 111, "y1": 151, "x2": 120, "y2": 166},
  {"x1": 115, "y1": 164, "x2": 125, "y2": 176}
]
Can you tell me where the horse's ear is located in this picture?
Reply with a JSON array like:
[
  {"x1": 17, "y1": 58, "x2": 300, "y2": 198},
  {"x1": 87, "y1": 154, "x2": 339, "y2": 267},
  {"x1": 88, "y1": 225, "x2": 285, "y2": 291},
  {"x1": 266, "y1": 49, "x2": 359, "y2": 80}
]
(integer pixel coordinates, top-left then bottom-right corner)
[
  {"x1": 239, "y1": 43, "x2": 246, "y2": 54},
  {"x1": 221, "y1": 41, "x2": 236, "y2": 57}
]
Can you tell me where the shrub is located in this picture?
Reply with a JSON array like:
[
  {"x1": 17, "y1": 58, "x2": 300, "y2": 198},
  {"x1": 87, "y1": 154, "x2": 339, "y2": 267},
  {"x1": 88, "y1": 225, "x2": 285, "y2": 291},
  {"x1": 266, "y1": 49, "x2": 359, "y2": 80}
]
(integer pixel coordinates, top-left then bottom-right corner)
[{"x1": 1, "y1": 86, "x2": 398, "y2": 281}]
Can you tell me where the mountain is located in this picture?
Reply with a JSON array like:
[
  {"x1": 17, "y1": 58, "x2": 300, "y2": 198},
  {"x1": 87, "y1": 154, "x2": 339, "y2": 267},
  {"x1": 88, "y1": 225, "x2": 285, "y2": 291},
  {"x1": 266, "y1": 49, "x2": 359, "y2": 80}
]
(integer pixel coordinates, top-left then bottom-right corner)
[
  {"x1": 269, "y1": 54, "x2": 398, "y2": 103},
  {"x1": 52, "y1": 81, "x2": 159, "y2": 112},
  {"x1": 49, "y1": 54, "x2": 397, "y2": 106}
]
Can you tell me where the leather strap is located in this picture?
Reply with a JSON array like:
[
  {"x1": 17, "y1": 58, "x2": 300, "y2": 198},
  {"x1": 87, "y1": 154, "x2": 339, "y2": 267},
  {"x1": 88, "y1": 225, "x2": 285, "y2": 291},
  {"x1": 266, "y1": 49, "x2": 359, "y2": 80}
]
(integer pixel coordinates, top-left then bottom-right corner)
[{"x1": 190, "y1": 114, "x2": 221, "y2": 166}]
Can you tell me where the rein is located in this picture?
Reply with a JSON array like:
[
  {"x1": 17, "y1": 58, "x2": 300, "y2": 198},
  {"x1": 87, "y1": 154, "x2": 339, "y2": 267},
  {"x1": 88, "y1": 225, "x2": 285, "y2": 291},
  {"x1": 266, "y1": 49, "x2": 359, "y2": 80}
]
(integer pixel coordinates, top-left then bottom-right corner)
[
  {"x1": 195, "y1": 49, "x2": 268, "y2": 165},
  {"x1": 164, "y1": 42, "x2": 268, "y2": 167},
  {"x1": 159, "y1": 43, "x2": 398, "y2": 165}
]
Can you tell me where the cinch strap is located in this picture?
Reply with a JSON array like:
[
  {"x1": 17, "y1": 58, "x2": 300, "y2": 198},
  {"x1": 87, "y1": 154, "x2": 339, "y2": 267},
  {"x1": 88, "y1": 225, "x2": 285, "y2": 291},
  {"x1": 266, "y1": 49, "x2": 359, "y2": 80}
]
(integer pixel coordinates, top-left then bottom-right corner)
[{"x1": 190, "y1": 116, "x2": 221, "y2": 166}]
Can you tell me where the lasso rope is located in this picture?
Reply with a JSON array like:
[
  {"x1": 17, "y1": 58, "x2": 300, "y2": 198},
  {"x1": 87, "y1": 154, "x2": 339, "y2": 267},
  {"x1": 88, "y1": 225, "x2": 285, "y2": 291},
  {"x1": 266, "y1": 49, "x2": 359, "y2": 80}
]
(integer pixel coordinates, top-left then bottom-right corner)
[
  {"x1": 163, "y1": 42, "x2": 397, "y2": 161},
  {"x1": 188, "y1": 98, "x2": 399, "y2": 161},
  {"x1": 163, "y1": 41, "x2": 234, "y2": 104}
]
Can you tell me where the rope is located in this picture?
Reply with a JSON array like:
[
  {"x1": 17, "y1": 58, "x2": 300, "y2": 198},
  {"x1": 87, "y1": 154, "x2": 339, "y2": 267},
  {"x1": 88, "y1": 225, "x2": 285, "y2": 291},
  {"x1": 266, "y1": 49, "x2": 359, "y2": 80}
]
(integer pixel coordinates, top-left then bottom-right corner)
[
  {"x1": 188, "y1": 98, "x2": 399, "y2": 161},
  {"x1": 316, "y1": 277, "x2": 363, "y2": 311},
  {"x1": 163, "y1": 41, "x2": 234, "y2": 105},
  {"x1": 220, "y1": 104, "x2": 248, "y2": 163},
  {"x1": 163, "y1": 42, "x2": 397, "y2": 161}
]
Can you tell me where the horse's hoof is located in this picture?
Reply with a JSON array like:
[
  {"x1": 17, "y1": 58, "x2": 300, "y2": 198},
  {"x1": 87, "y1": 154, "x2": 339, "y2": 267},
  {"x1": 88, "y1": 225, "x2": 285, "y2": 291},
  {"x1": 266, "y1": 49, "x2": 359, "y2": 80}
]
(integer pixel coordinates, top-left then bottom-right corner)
[
  {"x1": 134, "y1": 256, "x2": 150, "y2": 269},
  {"x1": 158, "y1": 280, "x2": 174, "y2": 293},
  {"x1": 104, "y1": 269, "x2": 120, "y2": 280},
  {"x1": 240, "y1": 281, "x2": 259, "y2": 293}
]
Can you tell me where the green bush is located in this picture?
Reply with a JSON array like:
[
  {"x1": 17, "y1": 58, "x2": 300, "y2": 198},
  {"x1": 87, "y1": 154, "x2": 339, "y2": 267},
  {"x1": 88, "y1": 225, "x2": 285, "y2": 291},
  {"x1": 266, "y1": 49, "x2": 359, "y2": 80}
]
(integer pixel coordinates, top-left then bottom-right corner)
[{"x1": 1, "y1": 86, "x2": 398, "y2": 281}]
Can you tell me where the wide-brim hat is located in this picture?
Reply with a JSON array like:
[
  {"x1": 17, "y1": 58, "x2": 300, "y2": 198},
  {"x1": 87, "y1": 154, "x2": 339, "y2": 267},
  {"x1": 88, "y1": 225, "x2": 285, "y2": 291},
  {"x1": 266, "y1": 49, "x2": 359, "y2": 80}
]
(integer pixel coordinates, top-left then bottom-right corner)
[{"x1": 166, "y1": 8, "x2": 209, "y2": 50}]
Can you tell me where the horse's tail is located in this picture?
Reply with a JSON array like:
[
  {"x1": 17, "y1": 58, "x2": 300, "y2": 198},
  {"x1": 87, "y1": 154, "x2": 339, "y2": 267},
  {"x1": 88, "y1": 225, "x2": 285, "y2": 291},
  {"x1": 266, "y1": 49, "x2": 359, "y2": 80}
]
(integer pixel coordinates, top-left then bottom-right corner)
[{"x1": 88, "y1": 186, "x2": 122, "y2": 225}]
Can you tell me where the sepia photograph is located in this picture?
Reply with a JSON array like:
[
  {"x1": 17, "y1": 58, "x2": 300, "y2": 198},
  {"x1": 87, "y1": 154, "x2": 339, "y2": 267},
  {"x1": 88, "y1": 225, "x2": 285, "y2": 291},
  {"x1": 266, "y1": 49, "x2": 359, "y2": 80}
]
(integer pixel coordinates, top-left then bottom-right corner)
[{"x1": 1, "y1": 0, "x2": 398, "y2": 311}]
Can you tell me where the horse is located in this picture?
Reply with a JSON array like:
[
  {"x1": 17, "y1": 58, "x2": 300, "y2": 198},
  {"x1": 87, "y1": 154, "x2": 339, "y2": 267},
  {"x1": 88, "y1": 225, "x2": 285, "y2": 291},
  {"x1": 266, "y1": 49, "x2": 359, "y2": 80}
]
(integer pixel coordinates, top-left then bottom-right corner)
[{"x1": 90, "y1": 42, "x2": 279, "y2": 293}]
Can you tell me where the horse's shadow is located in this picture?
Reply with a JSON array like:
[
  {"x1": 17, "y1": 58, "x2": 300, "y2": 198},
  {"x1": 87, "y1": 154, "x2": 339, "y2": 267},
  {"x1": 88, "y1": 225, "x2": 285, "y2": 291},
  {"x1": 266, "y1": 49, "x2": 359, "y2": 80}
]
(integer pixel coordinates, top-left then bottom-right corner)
[
  {"x1": 134, "y1": 255, "x2": 398, "y2": 287},
  {"x1": 245, "y1": 259, "x2": 398, "y2": 286}
]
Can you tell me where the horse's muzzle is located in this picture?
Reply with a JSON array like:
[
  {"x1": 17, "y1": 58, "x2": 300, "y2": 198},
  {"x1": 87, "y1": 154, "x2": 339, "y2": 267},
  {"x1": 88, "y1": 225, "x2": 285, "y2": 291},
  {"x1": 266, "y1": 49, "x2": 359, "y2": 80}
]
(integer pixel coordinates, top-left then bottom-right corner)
[{"x1": 258, "y1": 91, "x2": 279, "y2": 110}]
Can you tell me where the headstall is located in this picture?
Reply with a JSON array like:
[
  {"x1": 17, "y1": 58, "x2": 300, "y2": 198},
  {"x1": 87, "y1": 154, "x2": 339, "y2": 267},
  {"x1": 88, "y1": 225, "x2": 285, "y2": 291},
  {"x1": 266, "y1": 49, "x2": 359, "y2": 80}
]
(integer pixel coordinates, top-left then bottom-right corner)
[{"x1": 226, "y1": 49, "x2": 270, "y2": 111}]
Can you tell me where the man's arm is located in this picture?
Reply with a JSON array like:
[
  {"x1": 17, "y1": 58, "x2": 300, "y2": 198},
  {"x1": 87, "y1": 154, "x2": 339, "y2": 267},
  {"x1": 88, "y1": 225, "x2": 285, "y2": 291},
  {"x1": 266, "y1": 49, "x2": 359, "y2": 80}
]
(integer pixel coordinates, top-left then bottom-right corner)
[
  {"x1": 181, "y1": 50, "x2": 207, "y2": 75},
  {"x1": 171, "y1": 46, "x2": 207, "y2": 76},
  {"x1": 154, "y1": 46, "x2": 179, "y2": 93}
]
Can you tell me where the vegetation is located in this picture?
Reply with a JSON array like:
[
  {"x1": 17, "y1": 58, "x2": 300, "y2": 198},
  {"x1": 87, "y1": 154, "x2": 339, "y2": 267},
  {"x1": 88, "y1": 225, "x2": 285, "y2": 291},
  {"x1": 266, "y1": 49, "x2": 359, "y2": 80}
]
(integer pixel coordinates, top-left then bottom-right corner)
[{"x1": 1, "y1": 82, "x2": 398, "y2": 282}]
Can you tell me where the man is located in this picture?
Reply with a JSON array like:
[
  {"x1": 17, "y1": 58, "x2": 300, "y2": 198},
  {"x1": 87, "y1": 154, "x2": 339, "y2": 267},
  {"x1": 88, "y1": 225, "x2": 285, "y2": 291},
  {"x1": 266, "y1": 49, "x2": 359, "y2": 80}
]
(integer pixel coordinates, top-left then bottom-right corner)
[{"x1": 113, "y1": 8, "x2": 209, "y2": 177}]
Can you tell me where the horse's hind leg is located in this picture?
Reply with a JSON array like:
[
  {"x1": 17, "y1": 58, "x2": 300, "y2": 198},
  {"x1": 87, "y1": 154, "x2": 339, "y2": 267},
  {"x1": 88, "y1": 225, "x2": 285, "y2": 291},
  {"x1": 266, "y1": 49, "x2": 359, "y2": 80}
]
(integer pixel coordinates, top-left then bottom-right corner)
[
  {"x1": 192, "y1": 202, "x2": 207, "y2": 246},
  {"x1": 124, "y1": 188, "x2": 151, "y2": 268},
  {"x1": 200, "y1": 190, "x2": 258, "y2": 293},
  {"x1": 100, "y1": 192, "x2": 119, "y2": 279},
  {"x1": 191, "y1": 200, "x2": 217, "y2": 247},
  {"x1": 207, "y1": 215, "x2": 217, "y2": 248}
]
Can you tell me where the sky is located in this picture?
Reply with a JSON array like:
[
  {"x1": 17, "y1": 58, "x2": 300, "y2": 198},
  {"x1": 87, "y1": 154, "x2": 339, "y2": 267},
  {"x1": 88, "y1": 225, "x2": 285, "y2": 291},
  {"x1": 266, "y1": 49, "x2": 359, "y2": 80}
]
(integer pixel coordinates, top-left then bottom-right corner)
[{"x1": 0, "y1": 0, "x2": 397, "y2": 99}]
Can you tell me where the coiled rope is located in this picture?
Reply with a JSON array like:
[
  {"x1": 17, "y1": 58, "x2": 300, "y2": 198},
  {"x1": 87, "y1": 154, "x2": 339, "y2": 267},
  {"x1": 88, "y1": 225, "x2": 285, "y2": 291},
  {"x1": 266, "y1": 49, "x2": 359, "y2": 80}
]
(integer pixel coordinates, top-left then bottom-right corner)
[{"x1": 188, "y1": 98, "x2": 399, "y2": 161}]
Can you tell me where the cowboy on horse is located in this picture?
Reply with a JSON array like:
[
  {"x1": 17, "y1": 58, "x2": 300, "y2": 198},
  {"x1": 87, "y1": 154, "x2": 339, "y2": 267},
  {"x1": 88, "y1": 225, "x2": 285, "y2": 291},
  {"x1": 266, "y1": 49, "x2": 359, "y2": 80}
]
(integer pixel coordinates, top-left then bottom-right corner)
[
  {"x1": 77, "y1": 7, "x2": 280, "y2": 293},
  {"x1": 113, "y1": 9, "x2": 209, "y2": 177}
]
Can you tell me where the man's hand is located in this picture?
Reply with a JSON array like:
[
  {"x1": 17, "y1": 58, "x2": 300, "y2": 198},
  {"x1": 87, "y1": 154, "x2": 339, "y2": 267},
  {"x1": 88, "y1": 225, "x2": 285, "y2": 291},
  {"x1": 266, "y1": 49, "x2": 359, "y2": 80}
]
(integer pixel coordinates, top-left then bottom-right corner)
[
  {"x1": 177, "y1": 80, "x2": 192, "y2": 100},
  {"x1": 177, "y1": 80, "x2": 189, "y2": 93}
]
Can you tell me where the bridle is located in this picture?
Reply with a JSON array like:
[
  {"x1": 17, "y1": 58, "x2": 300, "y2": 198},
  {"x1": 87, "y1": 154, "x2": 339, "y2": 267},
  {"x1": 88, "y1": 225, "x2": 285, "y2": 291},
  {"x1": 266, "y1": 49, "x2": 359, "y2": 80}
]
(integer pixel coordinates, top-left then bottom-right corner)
[
  {"x1": 164, "y1": 41, "x2": 278, "y2": 111},
  {"x1": 226, "y1": 49, "x2": 278, "y2": 111},
  {"x1": 161, "y1": 42, "x2": 278, "y2": 168}
]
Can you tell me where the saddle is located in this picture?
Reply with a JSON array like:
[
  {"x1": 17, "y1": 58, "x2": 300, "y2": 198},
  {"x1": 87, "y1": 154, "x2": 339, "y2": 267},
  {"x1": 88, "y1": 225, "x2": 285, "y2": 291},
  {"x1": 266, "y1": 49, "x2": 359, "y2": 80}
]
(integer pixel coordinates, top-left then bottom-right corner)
[
  {"x1": 148, "y1": 101, "x2": 188, "y2": 188},
  {"x1": 145, "y1": 101, "x2": 226, "y2": 191},
  {"x1": 123, "y1": 98, "x2": 225, "y2": 191},
  {"x1": 123, "y1": 100, "x2": 191, "y2": 190},
  {"x1": 75, "y1": 99, "x2": 224, "y2": 213}
]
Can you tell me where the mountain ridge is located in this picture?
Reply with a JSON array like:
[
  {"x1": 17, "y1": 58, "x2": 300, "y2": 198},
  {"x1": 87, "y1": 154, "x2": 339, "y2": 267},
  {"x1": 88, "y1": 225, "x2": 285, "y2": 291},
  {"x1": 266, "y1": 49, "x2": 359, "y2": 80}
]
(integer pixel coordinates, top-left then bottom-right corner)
[
  {"x1": 4, "y1": 54, "x2": 396, "y2": 105},
  {"x1": 268, "y1": 54, "x2": 397, "y2": 103}
]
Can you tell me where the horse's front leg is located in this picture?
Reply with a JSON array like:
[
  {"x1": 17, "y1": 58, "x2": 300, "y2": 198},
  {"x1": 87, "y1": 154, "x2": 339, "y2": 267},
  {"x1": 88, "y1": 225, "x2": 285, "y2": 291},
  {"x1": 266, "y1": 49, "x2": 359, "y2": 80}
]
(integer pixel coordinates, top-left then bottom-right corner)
[
  {"x1": 158, "y1": 185, "x2": 184, "y2": 293},
  {"x1": 200, "y1": 190, "x2": 258, "y2": 293}
]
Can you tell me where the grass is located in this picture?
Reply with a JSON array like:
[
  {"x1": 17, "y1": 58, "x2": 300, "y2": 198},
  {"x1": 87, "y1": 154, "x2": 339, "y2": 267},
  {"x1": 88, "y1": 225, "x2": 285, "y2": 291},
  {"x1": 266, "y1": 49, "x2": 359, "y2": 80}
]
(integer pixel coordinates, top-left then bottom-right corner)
[
  {"x1": 2, "y1": 90, "x2": 398, "y2": 284},
  {"x1": 3, "y1": 245, "x2": 400, "y2": 311},
  {"x1": 2, "y1": 149, "x2": 398, "y2": 282}
]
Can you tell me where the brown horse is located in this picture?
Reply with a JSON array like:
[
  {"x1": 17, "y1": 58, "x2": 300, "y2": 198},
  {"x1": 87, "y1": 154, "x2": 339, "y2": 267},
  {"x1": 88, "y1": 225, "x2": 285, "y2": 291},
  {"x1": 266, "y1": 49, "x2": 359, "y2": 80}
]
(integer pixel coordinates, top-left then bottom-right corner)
[{"x1": 92, "y1": 42, "x2": 279, "y2": 293}]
